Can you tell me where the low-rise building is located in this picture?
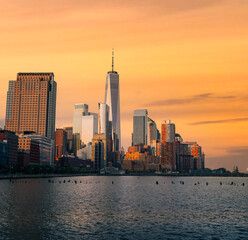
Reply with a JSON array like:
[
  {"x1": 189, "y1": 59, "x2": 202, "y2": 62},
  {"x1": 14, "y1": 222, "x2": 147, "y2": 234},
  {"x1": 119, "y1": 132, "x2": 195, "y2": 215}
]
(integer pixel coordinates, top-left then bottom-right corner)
[
  {"x1": 0, "y1": 130, "x2": 18, "y2": 167},
  {"x1": 18, "y1": 136, "x2": 40, "y2": 165},
  {"x1": 20, "y1": 134, "x2": 54, "y2": 166},
  {"x1": 0, "y1": 141, "x2": 8, "y2": 167}
]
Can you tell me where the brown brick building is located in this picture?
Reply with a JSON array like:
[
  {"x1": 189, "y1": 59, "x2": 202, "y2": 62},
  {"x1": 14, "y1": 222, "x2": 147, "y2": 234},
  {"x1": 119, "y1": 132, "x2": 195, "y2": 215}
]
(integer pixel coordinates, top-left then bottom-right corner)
[{"x1": 55, "y1": 129, "x2": 67, "y2": 160}]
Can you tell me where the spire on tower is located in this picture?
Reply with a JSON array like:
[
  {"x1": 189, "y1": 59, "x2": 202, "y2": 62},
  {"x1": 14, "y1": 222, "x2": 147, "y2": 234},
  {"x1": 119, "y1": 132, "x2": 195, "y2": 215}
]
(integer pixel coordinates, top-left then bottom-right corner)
[{"x1": 112, "y1": 48, "x2": 114, "y2": 72}]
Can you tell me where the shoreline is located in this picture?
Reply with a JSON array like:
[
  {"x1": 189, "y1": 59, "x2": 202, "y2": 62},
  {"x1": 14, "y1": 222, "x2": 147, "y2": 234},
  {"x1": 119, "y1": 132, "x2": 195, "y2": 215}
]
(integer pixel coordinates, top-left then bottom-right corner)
[{"x1": 0, "y1": 173, "x2": 247, "y2": 180}]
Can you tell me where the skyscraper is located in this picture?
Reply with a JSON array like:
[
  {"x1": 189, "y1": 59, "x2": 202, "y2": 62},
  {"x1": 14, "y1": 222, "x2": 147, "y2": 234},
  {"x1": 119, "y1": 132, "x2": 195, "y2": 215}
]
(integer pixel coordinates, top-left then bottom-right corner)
[
  {"x1": 81, "y1": 113, "x2": 98, "y2": 145},
  {"x1": 5, "y1": 73, "x2": 57, "y2": 139},
  {"x1": 72, "y1": 103, "x2": 98, "y2": 145},
  {"x1": 98, "y1": 103, "x2": 109, "y2": 139},
  {"x1": 148, "y1": 118, "x2": 160, "y2": 145},
  {"x1": 132, "y1": 109, "x2": 148, "y2": 145},
  {"x1": 63, "y1": 127, "x2": 73, "y2": 153},
  {"x1": 55, "y1": 128, "x2": 67, "y2": 159},
  {"x1": 92, "y1": 133, "x2": 107, "y2": 170},
  {"x1": 161, "y1": 120, "x2": 175, "y2": 143},
  {"x1": 73, "y1": 103, "x2": 88, "y2": 138},
  {"x1": 161, "y1": 120, "x2": 176, "y2": 171},
  {"x1": 105, "y1": 50, "x2": 121, "y2": 151}
]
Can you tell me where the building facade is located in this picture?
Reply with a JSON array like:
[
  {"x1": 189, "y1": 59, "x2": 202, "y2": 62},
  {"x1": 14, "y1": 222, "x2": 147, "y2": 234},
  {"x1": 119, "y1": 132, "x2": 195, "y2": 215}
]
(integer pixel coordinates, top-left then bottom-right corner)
[
  {"x1": 161, "y1": 120, "x2": 176, "y2": 171},
  {"x1": 105, "y1": 52, "x2": 121, "y2": 151},
  {"x1": 18, "y1": 136, "x2": 40, "y2": 165},
  {"x1": 55, "y1": 129, "x2": 67, "y2": 159},
  {"x1": 73, "y1": 103, "x2": 88, "y2": 138},
  {"x1": 23, "y1": 134, "x2": 55, "y2": 166},
  {"x1": 81, "y1": 113, "x2": 98, "y2": 145},
  {"x1": 148, "y1": 118, "x2": 159, "y2": 144},
  {"x1": 98, "y1": 103, "x2": 109, "y2": 139},
  {"x1": 132, "y1": 109, "x2": 148, "y2": 146},
  {"x1": 92, "y1": 133, "x2": 107, "y2": 170},
  {"x1": 63, "y1": 127, "x2": 73, "y2": 154},
  {"x1": 0, "y1": 141, "x2": 8, "y2": 167},
  {"x1": 5, "y1": 73, "x2": 57, "y2": 139}
]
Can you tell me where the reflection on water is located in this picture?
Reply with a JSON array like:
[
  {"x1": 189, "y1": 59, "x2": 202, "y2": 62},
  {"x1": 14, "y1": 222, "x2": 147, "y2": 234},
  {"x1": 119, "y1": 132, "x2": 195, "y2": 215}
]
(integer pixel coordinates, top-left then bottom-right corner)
[{"x1": 0, "y1": 177, "x2": 247, "y2": 240}]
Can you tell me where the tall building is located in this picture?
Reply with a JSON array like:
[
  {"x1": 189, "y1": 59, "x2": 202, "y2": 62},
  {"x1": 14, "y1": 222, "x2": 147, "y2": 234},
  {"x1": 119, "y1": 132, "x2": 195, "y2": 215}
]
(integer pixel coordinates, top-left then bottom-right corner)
[
  {"x1": 55, "y1": 129, "x2": 67, "y2": 159},
  {"x1": 5, "y1": 81, "x2": 14, "y2": 124},
  {"x1": 63, "y1": 127, "x2": 73, "y2": 153},
  {"x1": 5, "y1": 73, "x2": 57, "y2": 139},
  {"x1": 161, "y1": 120, "x2": 175, "y2": 143},
  {"x1": 161, "y1": 120, "x2": 176, "y2": 171},
  {"x1": 150, "y1": 140, "x2": 160, "y2": 156},
  {"x1": 81, "y1": 113, "x2": 98, "y2": 145},
  {"x1": 72, "y1": 104, "x2": 97, "y2": 145},
  {"x1": 148, "y1": 118, "x2": 159, "y2": 145},
  {"x1": 73, "y1": 104, "x2": 88, "y2": 138},
  {"x1": 98, "y1": 103, "x2": 109, "y2": 139},
  {"x1": 186, "y1": 142, "x2": 204, "y2": 171},
  {"x1": 190, "y1": 143, "x2": 202, "y2": 157},
  {"x1": 73, "y1": 133, "x2": 81, "y2": 157},
  {"x1": 132, "y1": 109, "x2": 148, "y2": 146},
  {"x1": 175, "y1": 133, "x2": 183, "y2": 171},
  {"x1": 98, "y1": 103, "x2": 110, "y2": 162},
  {"x1": 92, "y1": 133, "x2": 107, "y2": 170},
  {"x1": 105, "y1": 50, "x2": 121, "y2": 151}
]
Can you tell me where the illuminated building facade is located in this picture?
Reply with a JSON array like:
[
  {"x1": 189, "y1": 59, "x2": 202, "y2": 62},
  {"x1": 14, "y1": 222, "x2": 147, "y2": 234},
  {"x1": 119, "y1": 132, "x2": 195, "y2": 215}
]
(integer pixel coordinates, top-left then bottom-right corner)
[
  {"x1": 55, "y1": 129, "x2": 67, "y2": 160},
  {"x1": 5, "y1": 73, "x2": 57, "y2": 140},
  {"x1": 161, "y1": 120, "x2": 176, "y2": 171},
  {"x1": 73, "y1": 103, "x2": 88, "y2": 138}
]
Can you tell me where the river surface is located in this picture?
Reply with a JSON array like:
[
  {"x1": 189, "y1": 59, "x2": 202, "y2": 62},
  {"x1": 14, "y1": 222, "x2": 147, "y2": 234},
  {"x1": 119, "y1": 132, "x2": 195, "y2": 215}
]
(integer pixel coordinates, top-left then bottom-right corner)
[{"x1": 0, "y1": 176, "x2": 247, "y2": 240}]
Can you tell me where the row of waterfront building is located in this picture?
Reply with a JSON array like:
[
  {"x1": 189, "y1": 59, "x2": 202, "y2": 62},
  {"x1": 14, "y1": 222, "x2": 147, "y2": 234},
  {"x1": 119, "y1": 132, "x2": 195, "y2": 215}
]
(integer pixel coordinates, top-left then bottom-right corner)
[
  {"x1": 0, "y1": 54, "x2": 205, "y2": 173},
  {"x1": 0, "y1": 110, "x2": 204, "y2": 173}
]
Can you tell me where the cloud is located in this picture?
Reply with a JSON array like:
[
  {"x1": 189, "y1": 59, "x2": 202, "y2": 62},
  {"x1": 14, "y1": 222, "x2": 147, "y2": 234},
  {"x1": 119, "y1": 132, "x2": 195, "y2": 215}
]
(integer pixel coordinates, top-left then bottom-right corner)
[
  {"x1": 189, "y1": 117, "x2": 248, "y2": 125},
  {"x1": 147, "y1": 93, "x2": 236, "y2": 107},
  {"x1": 226, "y1": 146, "x2": 248, "y2": 155}
]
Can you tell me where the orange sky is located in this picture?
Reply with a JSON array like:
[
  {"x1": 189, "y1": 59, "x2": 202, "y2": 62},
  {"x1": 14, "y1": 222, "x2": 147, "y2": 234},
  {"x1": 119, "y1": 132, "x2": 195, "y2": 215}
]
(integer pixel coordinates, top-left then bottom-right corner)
[{"x1": 0, "y1": 0, "x2": 248, "y2": 172}]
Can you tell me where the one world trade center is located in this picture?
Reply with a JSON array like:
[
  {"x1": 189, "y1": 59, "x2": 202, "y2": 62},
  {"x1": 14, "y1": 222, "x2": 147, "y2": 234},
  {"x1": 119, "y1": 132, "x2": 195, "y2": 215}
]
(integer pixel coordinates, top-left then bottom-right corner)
[{"x1": 105, "y1": 50, "x2": 121, "y2": 151}]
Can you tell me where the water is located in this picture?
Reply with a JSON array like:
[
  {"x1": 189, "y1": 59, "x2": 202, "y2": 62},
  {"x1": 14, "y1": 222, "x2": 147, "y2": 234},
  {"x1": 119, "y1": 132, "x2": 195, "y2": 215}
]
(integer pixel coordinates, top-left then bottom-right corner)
[{"x1": 0, "y1": 176, "x2": 247, "y2": 240}]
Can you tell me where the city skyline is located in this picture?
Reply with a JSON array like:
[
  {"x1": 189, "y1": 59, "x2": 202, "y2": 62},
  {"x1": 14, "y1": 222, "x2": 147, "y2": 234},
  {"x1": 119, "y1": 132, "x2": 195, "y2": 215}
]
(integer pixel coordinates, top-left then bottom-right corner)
[{"x1": 0, "y1": 0, "x2": 247, "y2": 172}]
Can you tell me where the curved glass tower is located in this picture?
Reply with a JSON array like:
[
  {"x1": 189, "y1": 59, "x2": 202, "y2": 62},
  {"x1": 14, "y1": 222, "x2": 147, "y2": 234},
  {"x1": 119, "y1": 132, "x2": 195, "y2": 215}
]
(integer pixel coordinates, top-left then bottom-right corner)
[{"x1": 104, "y1": 50, "x2": 121, "y2": 151}]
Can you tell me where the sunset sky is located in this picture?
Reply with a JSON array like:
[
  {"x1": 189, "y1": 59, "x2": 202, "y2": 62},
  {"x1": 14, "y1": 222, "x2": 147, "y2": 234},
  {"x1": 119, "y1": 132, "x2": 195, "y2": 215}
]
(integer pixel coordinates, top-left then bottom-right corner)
[{"x1": 0, "y1": 0, "x2": 247, "y2": 172}]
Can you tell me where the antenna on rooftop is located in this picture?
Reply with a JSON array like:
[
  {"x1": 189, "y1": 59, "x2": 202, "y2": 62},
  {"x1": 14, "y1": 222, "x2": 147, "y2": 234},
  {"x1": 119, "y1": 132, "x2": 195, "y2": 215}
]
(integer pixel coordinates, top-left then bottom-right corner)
[{"x1": 112, "y1": 48, "x2": 114, "y2": 72}]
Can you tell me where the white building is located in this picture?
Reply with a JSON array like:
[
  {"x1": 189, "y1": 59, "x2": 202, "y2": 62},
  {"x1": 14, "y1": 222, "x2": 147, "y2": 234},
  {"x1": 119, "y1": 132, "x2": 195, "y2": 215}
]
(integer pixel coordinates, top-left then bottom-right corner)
[
  {"x1": 98, "y1": 103, "x2": 109, "y2": 139},
  {"x1": 73, "y1": 103, "x2": 88, "y2": 138},
  {"x1": 77, "y1": 142, "x2": 92, "y2": 160},
  {"x1": 81, "y1": 113, "x2": 98, "y2": 145}
]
